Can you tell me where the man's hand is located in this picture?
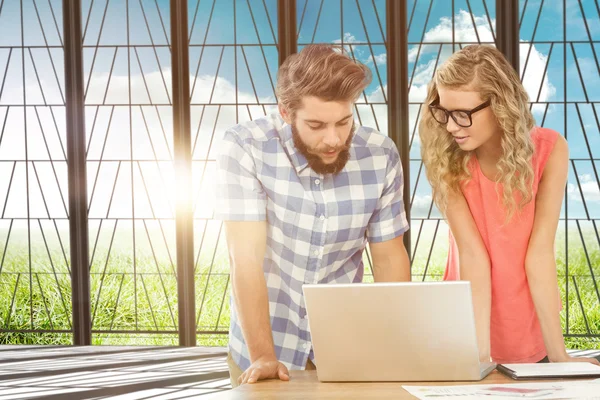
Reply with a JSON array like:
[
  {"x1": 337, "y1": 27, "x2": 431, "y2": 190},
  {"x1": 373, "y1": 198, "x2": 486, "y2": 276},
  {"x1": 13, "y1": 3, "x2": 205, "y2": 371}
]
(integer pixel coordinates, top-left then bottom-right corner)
[{"x1": 238, "y1": 356, "x2": 290, "y2": 385}]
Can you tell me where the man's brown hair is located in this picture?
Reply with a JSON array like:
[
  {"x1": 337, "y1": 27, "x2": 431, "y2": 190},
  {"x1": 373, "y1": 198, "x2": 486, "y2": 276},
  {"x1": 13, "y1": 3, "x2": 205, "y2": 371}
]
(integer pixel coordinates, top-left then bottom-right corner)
[{"x1": 276, "y1": 44, "x2": 372, "y2": 115}]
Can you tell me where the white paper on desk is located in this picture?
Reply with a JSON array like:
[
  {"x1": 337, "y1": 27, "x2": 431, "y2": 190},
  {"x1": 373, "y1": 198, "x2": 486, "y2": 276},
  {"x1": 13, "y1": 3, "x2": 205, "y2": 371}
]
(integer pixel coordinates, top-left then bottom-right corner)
[{"x1": 402, "y1": 380, "x2": 600, "y2": 400}]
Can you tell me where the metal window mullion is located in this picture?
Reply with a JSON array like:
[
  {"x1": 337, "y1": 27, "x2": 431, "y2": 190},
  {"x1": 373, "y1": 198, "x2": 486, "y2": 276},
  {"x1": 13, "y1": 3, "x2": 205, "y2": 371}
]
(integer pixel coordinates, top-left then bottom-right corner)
[
  {"x1": 387, "y1": 0, "x2": 411, "y2": 260},
  {"x1": 63, "y1": 0, "x2": 92, "y2": 345},
  {"x1": 278, "y1": 0, "x2": 297, "y2": 66},
  {"x1": 496, "y1": 0, "x2": 520, "y2": 72},
  {"x1": 171, "y1": 0, "x2": 196, "y2": 347}
]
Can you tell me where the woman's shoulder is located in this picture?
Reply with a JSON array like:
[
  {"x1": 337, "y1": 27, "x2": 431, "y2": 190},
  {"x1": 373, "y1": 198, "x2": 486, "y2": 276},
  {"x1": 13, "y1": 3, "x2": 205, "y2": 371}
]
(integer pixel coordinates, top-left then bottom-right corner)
[
  {"x1": 531, "y1": 126, "x2": 561, "y2": 145},
  {"x1": 530, "y1": 127, "x2": 567, "y2": 176}
]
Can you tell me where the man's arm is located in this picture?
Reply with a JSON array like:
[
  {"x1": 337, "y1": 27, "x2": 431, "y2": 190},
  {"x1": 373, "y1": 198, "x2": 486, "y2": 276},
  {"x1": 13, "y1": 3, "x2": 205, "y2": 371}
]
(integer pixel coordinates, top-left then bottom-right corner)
[
  {"x1": 224, "y1": 220, "x2": 291, "y2": 383},
  {"x1": 215, "y1": 130, "x2": 290, "y2": 384},
  {"x1": 369, "y1": 235, "x2": 410, "y2": 282},
  {"x1": 366, "y1": 143, "x2": 410, "y2": 277},
  {"x1": 226, "y1": 220, "x2": 275, "y2": 362}
]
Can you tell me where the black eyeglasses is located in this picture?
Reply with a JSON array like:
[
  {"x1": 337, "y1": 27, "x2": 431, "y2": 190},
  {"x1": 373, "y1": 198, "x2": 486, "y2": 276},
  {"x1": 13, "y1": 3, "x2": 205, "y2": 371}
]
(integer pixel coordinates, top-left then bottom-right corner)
[{"x1": 428, "y1": 100, "x2": 491, "y2": 128}]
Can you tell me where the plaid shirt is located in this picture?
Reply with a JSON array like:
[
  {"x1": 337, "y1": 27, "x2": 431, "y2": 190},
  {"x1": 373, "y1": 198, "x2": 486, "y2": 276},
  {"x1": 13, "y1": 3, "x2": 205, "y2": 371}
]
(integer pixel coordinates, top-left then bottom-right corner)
[{"x1": 215, "y1": 113, "x2": 409, "y2": 371}]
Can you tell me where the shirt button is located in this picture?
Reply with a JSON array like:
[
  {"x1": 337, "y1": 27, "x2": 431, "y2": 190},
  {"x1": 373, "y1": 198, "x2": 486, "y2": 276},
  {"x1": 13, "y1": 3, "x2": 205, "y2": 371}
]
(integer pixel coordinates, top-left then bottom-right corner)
[
  {"x1": 314, "y1": 179, "x2": 320, "y2": 185},
  {"x1": 313, "y1": 249, "x2": 319, "y2": 256},
  {"x1": 319, "y1": 215, "x2": 325, "y2": 221}
]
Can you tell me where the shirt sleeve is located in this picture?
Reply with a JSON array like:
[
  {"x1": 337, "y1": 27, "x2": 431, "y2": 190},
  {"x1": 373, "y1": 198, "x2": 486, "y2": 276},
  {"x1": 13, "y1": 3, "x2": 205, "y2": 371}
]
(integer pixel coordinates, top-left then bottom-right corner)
[
  {"x1": 213, "y1": 130, "x2": 267, "y2": 221},
  {"x1": 366, "y1": 145, "x2": 409, "y2": 242}
]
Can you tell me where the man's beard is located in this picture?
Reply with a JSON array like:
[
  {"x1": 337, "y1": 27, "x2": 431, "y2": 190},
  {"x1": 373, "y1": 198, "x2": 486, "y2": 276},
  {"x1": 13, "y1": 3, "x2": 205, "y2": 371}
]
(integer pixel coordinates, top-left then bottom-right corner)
[{"x1": 291, "y1": 122, "x2": 354, "y2": 175}]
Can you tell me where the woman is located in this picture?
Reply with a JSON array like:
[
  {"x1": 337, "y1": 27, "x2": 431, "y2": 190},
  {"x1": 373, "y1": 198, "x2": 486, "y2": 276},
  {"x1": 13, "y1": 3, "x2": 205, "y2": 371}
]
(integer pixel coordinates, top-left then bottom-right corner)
[{"x1": 419, "y1": 44, "x2": 599, "y2": 365}]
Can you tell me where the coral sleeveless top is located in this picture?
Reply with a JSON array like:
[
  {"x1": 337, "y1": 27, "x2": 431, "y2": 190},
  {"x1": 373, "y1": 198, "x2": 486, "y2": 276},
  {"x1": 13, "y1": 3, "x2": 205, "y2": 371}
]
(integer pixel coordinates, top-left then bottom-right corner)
[{"x1": 444, "y1": 127, "x2": 559, "y2": 364}]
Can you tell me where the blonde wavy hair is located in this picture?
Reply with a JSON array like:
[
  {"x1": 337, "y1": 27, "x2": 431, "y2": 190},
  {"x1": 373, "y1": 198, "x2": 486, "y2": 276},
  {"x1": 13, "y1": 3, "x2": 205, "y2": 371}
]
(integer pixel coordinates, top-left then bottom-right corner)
[{"x1": 419, "y1": 45, "x2": 535, "y2": 220}]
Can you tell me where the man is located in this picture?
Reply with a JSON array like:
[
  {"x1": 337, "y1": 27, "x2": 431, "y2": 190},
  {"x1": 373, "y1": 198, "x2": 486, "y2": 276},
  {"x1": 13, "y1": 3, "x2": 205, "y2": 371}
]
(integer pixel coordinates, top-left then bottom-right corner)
[{"x1": 215, "y1": 44, "x2": 410, "y2": 387}]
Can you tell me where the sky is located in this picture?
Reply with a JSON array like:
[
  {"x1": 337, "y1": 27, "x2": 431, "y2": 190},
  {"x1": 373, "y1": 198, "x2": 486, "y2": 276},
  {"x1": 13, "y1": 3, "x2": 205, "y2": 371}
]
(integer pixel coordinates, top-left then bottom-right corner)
[{"x1": 0, "y1": 0, "x2": 598, "y2": 251}]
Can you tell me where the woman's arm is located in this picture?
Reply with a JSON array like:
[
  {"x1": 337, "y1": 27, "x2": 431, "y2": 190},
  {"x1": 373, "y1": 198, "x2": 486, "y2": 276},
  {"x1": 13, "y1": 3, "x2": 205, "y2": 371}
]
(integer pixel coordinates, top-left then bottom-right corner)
[
  {"x1": 446, "y1": 191, "x2": 492, "y2": 362},
  {"x1": 526, "y1": 136, "x2": 599, "y2": 365}
]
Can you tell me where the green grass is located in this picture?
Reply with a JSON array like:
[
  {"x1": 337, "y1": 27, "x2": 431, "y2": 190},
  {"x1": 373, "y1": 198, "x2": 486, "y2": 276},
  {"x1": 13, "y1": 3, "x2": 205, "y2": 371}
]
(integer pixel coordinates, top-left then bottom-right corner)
[
  {"x1": 1, "y1": 229, "x2": 599, "y2": 350},
  {"x1": 0, "y1": 240, "x2": 232, "y2": 346}
]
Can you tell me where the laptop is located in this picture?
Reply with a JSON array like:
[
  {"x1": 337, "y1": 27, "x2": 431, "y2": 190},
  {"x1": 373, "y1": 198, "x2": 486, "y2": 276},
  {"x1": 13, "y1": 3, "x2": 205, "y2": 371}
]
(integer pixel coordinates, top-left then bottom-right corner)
[{"x1": 302, "y1": 281, "x2": 496, "y2": 382}]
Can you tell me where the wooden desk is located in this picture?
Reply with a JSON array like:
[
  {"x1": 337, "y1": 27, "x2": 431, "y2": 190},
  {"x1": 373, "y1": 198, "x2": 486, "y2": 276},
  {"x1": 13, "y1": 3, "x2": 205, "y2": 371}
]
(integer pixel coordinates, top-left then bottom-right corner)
[{"x1": 209, "y1": 370, "x2": 567, "y2": 399}]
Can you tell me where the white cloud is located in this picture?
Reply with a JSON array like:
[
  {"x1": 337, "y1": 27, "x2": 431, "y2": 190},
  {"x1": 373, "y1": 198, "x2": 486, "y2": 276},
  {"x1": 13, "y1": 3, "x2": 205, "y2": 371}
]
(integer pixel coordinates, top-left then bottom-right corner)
[
  {"x1": 334, "y1": 32, "x2": 383, "y2": 66},
  {"x1": 409, "y1": 59, "x2": 438, "y2": 103},
  {"x1": 520, "y1": 43, "x2": 556, "y2": 114},
  {"x1": 82, "y1": 68, "x2": 275, "y2": 106},
  {"x1": 333, "y1": 32, "x2": 359, "y2": 44},
  {"x1": 426, "y1": 11, "x2": 495, "y2": 42},
  {"x1": 411, "y1": 194, "x2": 434, "y2": 215},
  {"x1": 366, "y1": 84, "x2": 386, "y2": 103},
  {"x1": 568, "y1": 174, "x2": 600, "y2": 203},
  {"x1": 408, "y1": 10, "x2": 494, "y2": 63},
  {"x1": 406, "y1": 12, "x2": 555, "y2": 108},
  {"x1": 333, "y1": 32, "x2": 361, "y2": 58},
  {"x1": 366, "y1": 53, "x2": 387, "y2": 65},
  {"x1": 362, "y1": 58, "x2": 433, "y2": 144},
  {"x1": 0, "y1": 69, "x2": 275, "y2": 220},
  {"x1": 361, "y1": 85, "x2": 388, "y2": 134},
  {"x1": 358, "y1": 11, "x2": 558, "y2": 147},
  {"x1": 0, "y1": 13, "x2": 565, "y2": 222}
]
